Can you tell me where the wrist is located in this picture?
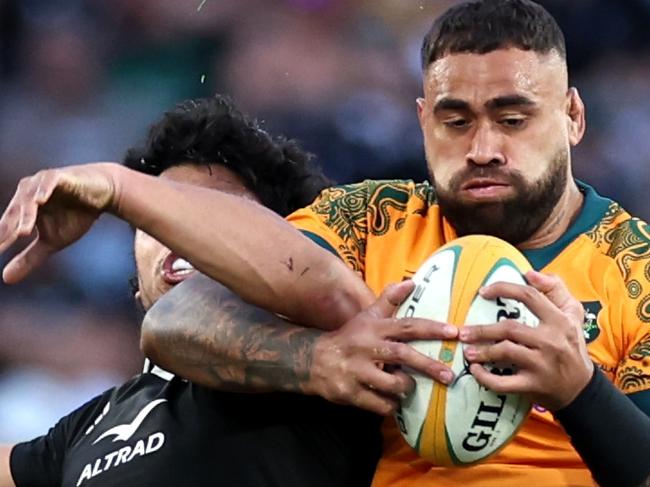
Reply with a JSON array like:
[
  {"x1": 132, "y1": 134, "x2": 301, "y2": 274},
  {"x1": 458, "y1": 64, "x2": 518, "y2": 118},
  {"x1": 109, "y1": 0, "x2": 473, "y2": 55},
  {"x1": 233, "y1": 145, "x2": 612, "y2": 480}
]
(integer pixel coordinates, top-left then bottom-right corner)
[
  {"x1": 554, "y1": 359, "x2": 594, "y2": 411},
  {"x1": 302, "y1": 333, "x2": 332, "y2": 398},
  {"x1": 103, "y1": 163, "x2": 129, "y2": 215},
  {"x1": 554, "y1": 363, "x2": 598, "y2": 415}
]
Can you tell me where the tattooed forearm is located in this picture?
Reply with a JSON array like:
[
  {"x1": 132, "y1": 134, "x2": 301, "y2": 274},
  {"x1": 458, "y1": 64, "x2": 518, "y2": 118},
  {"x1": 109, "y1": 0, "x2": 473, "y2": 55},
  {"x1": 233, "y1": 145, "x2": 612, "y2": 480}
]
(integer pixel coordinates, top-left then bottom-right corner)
[{"x1": 141, "y1": 273, "x2": 322, "y2": 394}]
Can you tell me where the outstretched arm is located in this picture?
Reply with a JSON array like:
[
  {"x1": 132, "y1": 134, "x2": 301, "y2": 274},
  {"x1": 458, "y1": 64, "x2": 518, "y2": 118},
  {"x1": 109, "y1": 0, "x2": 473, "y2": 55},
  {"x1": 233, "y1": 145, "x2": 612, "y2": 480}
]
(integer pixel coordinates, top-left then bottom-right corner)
[
  {"x1": 142, "y1": 274, "x2": 458, "y2": 415},
  {"x1": 0, "y1": 446, "x2": 15, "y2": 487},
  {"x1": 0, "y1": 164, "x2": 372, "y2": 329}
]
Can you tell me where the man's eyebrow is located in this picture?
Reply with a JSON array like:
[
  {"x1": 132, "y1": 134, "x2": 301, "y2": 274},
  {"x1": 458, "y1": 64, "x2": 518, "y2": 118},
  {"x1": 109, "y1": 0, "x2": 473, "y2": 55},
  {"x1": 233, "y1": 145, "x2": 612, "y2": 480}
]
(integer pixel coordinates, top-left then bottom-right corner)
[
  {"x1": 433, "y1": 97, "x2": 470, "y2": 113},
  {"x1": 432, "y1": 95, "x2": 537, "y2": 114},
  {"x1": 485, "y1": 95, "x2": 536, "y2": 110}
]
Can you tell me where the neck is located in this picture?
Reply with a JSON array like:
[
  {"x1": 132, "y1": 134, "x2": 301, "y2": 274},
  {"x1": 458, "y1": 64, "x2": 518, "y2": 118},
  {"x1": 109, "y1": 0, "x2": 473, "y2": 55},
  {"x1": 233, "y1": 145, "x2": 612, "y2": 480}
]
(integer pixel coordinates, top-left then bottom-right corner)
[{"x1": 517, "y1": 178, "x2": 584, "y2": 250}]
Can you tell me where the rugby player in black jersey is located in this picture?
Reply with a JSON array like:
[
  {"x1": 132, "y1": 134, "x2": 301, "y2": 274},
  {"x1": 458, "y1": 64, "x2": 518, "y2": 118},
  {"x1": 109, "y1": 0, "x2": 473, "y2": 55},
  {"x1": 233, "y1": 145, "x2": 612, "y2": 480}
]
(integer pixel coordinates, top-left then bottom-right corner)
[
  {"x1": 0, "y1": 95, "x2": 397, "y2": 487},
  {"x1": 2, "y1": 1, "x2": 650, "y2": 485}
]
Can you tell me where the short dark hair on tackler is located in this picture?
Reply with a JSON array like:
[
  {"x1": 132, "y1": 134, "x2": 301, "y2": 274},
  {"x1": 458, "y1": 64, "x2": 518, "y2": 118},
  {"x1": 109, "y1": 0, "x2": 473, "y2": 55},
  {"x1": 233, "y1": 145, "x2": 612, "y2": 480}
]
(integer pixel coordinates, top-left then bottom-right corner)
[
  {"x1": 123, "y1": 95, "x2": 333, "y2": 217},
  {"x1": 421, "y1": 0, "x2": 566, "y2": 71}
]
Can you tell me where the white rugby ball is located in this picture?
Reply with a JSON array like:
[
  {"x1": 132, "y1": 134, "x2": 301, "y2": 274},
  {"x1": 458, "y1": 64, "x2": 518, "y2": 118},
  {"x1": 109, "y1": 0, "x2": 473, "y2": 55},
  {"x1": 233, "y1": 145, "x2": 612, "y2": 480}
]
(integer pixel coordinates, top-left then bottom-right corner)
[{"x1": 394, "y1": 235, "x2": 539, "y2": 466}]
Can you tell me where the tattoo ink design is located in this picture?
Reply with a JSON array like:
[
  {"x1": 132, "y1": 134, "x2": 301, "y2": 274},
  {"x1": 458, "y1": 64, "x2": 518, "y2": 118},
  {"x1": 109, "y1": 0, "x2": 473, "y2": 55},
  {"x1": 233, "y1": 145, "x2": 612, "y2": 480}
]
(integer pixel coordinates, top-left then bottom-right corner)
[{"x1": 145, "y1": 274, "x2": 320, "y2": 393}]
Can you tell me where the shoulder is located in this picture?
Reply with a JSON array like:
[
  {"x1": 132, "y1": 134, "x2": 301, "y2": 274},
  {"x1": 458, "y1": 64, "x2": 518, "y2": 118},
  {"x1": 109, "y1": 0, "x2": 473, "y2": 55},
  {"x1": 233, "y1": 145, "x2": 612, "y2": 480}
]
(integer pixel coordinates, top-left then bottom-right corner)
[
  {"x1": 586, "y1": 202, "x2": 650, "y2": 322},
  {"x1": 311, "y1": 179, "x2": 434, "y2": 206},
  {"x1": 365, "y1": 179, "x2": 435, "y2": 206},
  {"x1": 360, "y1": 180, "x2": 435, "y2": 237},
  {"x1": 306, "y1": 179, "x2": 434, "y2": 227},
  {"x1": 586, "y1": 202, "x2": 650, "y2": 278}
]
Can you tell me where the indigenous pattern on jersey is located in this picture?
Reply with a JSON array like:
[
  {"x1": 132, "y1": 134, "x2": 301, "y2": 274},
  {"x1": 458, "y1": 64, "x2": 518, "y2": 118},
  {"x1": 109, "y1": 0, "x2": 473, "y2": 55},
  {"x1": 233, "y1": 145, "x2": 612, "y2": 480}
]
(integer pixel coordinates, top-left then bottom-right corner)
[
  {"x1": 585, "y1": 206, "x2": 650, "y2": 392},
  {"x1": 288, "y1": 179, "x2": 650, "y2": 487},
  {"x1": 10, "y1": 368, "x2": 381, "y2": 487}
]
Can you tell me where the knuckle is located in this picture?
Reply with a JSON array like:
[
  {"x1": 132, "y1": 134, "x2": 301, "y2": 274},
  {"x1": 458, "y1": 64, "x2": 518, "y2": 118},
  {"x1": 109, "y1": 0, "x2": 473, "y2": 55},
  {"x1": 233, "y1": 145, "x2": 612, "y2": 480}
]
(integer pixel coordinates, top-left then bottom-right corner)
[
  {"x1": 499, "y1": 319, "x2": 512, "y2": 329},
  {"x1": 398, "y1": 318, "x2": 415, "y2": 334},
  {"x1": 574, "y1": 300, "x2": 585, "y2": 314},
  {"x1": 498, "y1": 340, "x2": 516, "y2": 358},
  {"x1": 349, "y1": 394, "x2": 362, "y2": 408},
  {"x1": 473, "y1": 325, "x2": 486, "y2": 340},
  {"x1": 383, "y1": 403, "x2": 396, "y2": 416},
  {"x1": 384, "y1": 374, "x2": 400, "y2": 394},
  {"x1": 503, "y1": 339, "x2": 518, "y2": 353},
  {"x1": 17, "y1": 175, "x2": 35, "y2": 190},
  {"x1": 374, "y1": 401, "x2": 392, "y2": 416},
  {"x1": 475, "y1": 345, "x2": 491, "y2": 362},
  {"x1": 376, "y1": 345, "x2": 394, "y2": 361},
  {"x1": 545, "y1": 336, "x2": 564, "y2": 353},
  {"x1": 567, "y1": 328, "x2": 583, "y2": 347},
  {"x1": 332, "y1": 381, "x2": 352, "y2": 400},
  {"x1": 463, "y1": 325, "x2": 482, "y2": 341},
  {"x1": 388, "y1": 342, "x2": 407, "y2": 361},
  {"x1": 546, "y1": 273, "x2": 561, "y2": 285},
  {"x1": 387, "y1": 373, "x2": 402, "y2": 392},
  {"x1": 338, "y1": 358, "x2": 355, "y2": 376},
  {"x1": 522, "y1": 286, "x2": 540, "y2": 303},
  {"x1": 346, "y1": 334, "x2": 367, "y2": 352},
  {"x1": 376, "y1": 399, "x2": 396, "y2": 416},
  {"x1": 502, "y1": 319, "x2": 521, "y2": 335}
]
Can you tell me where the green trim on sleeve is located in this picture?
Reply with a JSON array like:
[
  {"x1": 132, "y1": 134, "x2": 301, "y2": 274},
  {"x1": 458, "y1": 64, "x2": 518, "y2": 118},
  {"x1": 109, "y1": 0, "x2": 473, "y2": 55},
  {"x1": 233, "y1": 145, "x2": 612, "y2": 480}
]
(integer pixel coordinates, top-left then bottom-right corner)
[{"x1": 300, "y1": 230, "x2": 340, "y2": 258}]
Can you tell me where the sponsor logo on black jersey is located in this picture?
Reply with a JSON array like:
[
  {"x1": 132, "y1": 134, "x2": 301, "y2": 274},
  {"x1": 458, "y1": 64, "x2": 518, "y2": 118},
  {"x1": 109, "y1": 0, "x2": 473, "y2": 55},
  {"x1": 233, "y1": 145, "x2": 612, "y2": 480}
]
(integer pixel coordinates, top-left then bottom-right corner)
[
  {"x1": 93, "y1": 399, "x2": 166, "y2": 444},
  {"x1": 76, "y1": 399, "x2": 168, "y2": 486}
]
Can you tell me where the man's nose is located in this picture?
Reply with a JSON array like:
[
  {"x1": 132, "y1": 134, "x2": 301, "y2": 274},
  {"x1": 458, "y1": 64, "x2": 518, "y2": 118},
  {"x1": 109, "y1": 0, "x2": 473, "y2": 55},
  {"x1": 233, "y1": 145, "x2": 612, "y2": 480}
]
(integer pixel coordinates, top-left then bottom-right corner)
[{"x1": 466, "y1": 123, "x2": 505, "y2": 166}]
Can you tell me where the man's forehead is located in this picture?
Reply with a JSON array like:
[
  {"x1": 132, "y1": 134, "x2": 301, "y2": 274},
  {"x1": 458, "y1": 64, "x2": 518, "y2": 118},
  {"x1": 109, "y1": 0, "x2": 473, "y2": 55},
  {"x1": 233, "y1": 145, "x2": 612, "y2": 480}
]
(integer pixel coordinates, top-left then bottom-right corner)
[{"x1": 424, "y1": 48, "x2": 567, "y2": 103}]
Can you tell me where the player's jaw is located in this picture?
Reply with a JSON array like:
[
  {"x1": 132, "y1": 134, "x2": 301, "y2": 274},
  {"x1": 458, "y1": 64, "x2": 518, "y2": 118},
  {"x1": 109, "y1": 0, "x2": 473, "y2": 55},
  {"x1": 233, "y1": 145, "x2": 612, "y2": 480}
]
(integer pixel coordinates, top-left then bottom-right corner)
[{"x1": 435, "y1": 148, "x2": 568, "y2": 245}]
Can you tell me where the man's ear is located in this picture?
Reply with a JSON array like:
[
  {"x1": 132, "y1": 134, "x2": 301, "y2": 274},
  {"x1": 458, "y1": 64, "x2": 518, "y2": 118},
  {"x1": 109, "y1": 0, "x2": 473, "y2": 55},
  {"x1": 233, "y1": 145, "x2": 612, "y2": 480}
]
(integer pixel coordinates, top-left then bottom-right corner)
[
  {"x1": 416, "y1": 97, "x2": 426, "y2": 127},
  {"x1": 128, "y1": 275, "x2": 140, "y2": 298},
  {"x1": 567, "y1": 87, "x2": 586, "y2": 146}
]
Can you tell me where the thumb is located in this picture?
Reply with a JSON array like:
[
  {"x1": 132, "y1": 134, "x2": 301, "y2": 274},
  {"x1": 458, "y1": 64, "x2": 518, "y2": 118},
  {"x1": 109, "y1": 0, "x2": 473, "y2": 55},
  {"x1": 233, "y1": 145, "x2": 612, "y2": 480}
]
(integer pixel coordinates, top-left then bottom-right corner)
[
  {"x1": 3, "y1": 238, "x2": 54, "y2": 284},
  {"x1": 365, "y1": 280, "x2": 415, "y2": 319}
]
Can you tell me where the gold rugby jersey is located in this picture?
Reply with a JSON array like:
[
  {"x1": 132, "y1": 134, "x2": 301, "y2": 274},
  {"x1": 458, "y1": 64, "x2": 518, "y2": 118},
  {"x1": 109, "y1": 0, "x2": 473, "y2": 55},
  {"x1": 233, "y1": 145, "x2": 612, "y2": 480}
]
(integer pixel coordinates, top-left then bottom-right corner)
[{"x1": 288, "y1": 179, "x2": 650, "y2": 487}]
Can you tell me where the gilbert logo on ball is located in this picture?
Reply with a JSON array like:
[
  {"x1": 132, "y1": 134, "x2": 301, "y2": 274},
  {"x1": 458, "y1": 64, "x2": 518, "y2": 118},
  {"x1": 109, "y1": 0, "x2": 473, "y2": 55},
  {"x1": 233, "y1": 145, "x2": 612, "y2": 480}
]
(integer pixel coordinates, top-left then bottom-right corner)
[{"x1": 394, "y1": 235, "x2": 539, "y2": 466}]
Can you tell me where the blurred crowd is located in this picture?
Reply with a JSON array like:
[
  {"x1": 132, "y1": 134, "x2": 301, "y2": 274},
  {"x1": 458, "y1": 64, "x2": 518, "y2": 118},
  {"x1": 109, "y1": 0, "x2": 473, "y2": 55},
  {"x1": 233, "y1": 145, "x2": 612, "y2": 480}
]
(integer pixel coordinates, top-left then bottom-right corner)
[{"x1": 1, "y1": 0, "x2": 650, "y2": 442}]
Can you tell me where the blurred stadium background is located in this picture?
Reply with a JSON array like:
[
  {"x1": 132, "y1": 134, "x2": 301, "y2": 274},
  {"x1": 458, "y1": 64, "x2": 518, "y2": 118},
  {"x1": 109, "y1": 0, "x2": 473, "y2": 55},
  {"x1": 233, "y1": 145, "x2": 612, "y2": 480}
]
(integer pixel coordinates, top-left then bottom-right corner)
[{"x1": 0, "y1": 0, "x2": 649, "y2": 442}]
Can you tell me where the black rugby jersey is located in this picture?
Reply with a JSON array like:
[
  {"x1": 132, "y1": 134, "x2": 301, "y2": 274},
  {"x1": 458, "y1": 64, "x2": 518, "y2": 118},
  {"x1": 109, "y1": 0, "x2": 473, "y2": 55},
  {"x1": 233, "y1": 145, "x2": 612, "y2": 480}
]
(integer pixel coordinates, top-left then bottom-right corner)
[{"x1": 10, "y1": 366, "x2": 381, "y2": 487}]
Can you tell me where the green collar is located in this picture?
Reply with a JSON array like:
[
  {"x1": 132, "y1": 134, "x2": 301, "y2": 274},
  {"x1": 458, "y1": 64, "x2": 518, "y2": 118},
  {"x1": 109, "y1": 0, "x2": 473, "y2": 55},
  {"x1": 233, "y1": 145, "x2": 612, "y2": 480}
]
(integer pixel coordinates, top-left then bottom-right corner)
[{"x1": 521, "y1": 181, "x2": 613, "y2": 270}]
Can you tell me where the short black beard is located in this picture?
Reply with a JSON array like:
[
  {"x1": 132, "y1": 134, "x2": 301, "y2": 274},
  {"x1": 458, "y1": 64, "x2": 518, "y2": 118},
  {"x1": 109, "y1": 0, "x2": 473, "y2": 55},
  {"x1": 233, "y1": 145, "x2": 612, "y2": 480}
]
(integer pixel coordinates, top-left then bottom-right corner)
[{"x1": 434, "y1": 149, "x2": 568, "y2": 245}]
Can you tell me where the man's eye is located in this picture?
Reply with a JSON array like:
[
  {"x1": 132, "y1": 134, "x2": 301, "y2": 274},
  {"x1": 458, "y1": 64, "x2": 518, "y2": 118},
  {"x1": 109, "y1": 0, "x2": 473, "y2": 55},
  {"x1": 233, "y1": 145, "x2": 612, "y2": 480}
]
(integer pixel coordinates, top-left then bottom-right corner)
[
  {"x1": 445, "y1": 119, "x2": 468, "y2": 128},
  {"x1": 501, "y1": 118, "x2": 525, "y2": 128}
]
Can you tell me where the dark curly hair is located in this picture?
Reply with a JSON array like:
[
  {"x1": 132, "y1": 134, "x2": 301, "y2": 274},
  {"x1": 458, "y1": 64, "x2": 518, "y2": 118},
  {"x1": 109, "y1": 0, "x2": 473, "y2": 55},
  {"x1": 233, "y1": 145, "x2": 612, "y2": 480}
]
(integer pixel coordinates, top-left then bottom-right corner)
[
  {"x1": 421, "y1": 0, "x2": 566, "y2": 71},
  {"x1": 123, "y1": 95, "x2": 333, "y2": 216}
]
